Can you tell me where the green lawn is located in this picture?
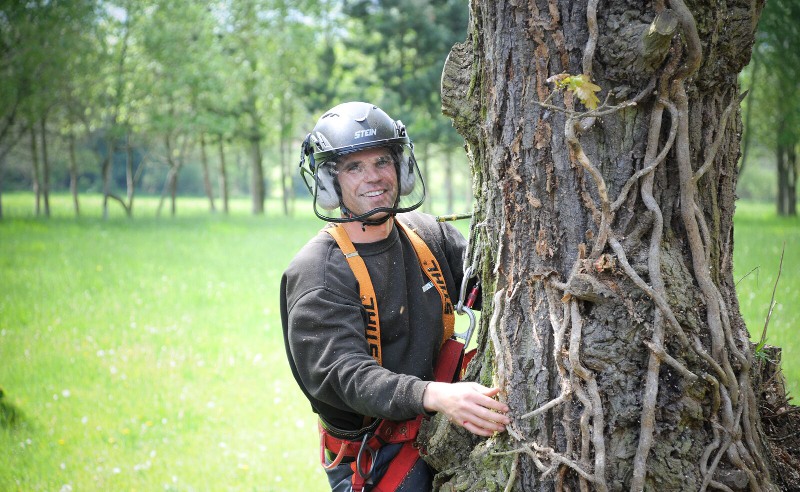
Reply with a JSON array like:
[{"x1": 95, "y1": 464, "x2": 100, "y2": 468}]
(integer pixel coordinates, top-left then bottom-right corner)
[
  {"x1": 0, "y1": 193, "x2": 797, "y2": 491},
  {"x1": 1, "y1": 194, "x2": 327, "y2": 491},
  {"x1": 731, "y1": 201, "x2": 800, "y2": 397}
]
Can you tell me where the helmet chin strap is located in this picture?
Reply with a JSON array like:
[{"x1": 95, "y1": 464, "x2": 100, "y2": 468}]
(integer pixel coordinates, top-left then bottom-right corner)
[
  {"x1": 339, "y1": 185, "x2": 402, "y2": 231},
  {"x1": 339, "y1": 204, "x2": 396, "y2": 231}
]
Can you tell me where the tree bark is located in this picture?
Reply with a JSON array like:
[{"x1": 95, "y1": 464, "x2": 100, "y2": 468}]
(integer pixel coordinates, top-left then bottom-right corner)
[{"x1": 425, "y1": 1, "x2": 777, "y2": 490}]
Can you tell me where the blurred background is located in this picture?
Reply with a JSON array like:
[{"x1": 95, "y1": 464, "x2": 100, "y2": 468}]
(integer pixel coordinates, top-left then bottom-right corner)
[
  {"x1": 1, "y1": 1, "x2": 798, "y2": 491},
  {"x1": 0, "y1": 0, "x2": 797, "y2": 219},
  {"x1": 0, "y1": 0, "x2": 473, "y2": 219}
]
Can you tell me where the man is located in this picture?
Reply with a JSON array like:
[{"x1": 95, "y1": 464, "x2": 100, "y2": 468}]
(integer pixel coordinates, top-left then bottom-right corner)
[{"x1": 281, "y1": 102, "x2": 510, "y2": 491}]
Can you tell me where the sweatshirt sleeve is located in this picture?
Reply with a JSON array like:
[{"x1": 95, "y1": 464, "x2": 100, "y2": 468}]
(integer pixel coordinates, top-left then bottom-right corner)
[{"x1": 284, "y1": 238, "x2": 430, "y2": 422}]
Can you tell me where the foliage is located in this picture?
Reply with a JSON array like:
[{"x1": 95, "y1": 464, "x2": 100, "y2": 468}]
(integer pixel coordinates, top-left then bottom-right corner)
[
  {"x1": 547, "y1": 73, "x2": 603, "y2": 110},
  {"x1": 740, "y1": 0, "x2": 800, "y2": 214},
  {"x1": 0, "y1": 0, "x2": 472, "y2": 216},
  {"x1": 341, "y1": 0, "x2": 468, "y2": 144}
]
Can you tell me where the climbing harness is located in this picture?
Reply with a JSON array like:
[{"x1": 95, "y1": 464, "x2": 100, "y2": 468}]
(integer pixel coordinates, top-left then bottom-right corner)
[{"x1": 320, "y1": 219, "x2": 478, "y2": 491}]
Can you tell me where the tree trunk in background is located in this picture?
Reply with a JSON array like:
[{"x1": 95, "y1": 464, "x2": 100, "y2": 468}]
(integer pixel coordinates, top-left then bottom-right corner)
[
  {"x1": 279, "y1": 93, "x2": 293, "y2": 217},
  {"x1": 124, "y1": 132, "x2": 134, "y2": 217},
  {"x1": 777, "y1": 140, "x2": 797, "y2": 216},
  {"x1": 156, "y1": 134, "x2": 184, "y2": 218},
  {"x1": 421, "y1": 144, "x2": 432, "y2": 213},
  {"x1": 29, "y1": 123, "x2": 41, "y2": 216},
  {"x1": 0, "y1": 153, "x2": 5, "y2": 219},
  {"x1": 200, "y1": 133, "x2": 217, "y2": 213},
  {"x1": 738, "y1": 52, "x2": 758, "y2": 176},
  {"x1": 444, "y1": 148, "x2": 454, "y2": 213},
  {"x1": 788, "y1": 145, "x2": 797, "y2": 216},
  {"x1": 249, "y1": 133, "x2": 265, "y2": 215},
  {"x1": 101, "y1": 137, "x2": 114, "y2": 220},
  {"x1": 39, "y1": 117, "x2": 50, "y2": 218},
  {"x1": 67, "y1": 134, "x2": 80, "y2": 216},
  {"x1": 426, "y1": 1, "x2": 778, "y2": 490},
  {"x1": 217, "y1": 135, "x2": 229, "y2": 215},
  {"x1": 280, "y1": 131, "x2": 292, "y2": 216}
]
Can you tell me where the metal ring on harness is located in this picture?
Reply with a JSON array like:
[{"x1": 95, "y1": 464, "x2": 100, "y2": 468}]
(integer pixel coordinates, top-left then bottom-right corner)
[{"x1": 355, "y1": 433, "x2": 378, "y2": 480}]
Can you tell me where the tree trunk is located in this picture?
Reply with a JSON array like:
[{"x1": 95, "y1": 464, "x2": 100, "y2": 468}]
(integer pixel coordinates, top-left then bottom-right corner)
[
  {"x1": 200, "y1": 133, "x2": 217, "y2": 213},
  {"x1": 39, "y1": 117, "x2": 50, "y2": 218},
  {"x1": 280, "y1": 131, "x2": 291, "y2": 216},
  {"x1": 788, "y1": 144, "x2": 797, "y2": 216},
  {"x1": 67, "y1": 133, "x2": 80, "y2": 216},
  {"x1": 29, "y1": 123, "x2": 41, "y2": 216},
  {"x1": 217, "y1": 135, "x2": 229, "y2": 215},
  {"x1": 738, "y1": 52, "x2": 758, "y2": 176},
  {"x1": 249, "y1": 133, "x2": 265, "y2": 215},
  {"x1": 777, "y1": 141, "x2": 788, "y2": 216},
  {"x1": 280, "y1": 93, "x2": 293, "y2": 217},
  {"x1": 101, "y1": 137, "x2": 114, "y2": 220},
  {"x1": 425, "y1": 1, "x2": 777, "y2": 490},
  {"x1": 444, "y1": 148, "x2": 454, "y2": 213},
  {"x1": 157, "y1": 134, "x2": 183, "y2": 218},
  {"x1": 124, "y1": 132, "x2": 134, "y2": 217},
  {"x1": 421, "y1": 144, "x2": 432, "y2": 213},
  {"x1": 0, "y1": 153, "x2": 5, "y2": 220}
]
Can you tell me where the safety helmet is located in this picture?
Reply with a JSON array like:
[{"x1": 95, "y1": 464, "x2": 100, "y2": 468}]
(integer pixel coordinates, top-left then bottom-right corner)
[{"x1": 299, "y1": 101, "x2": 425, "y2": 223}]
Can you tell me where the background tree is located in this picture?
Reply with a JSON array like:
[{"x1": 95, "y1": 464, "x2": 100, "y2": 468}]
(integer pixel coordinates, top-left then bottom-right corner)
[
  {"x1": 741, "y1": 0, "x2": 800, "y2": 216},
  {"x1": 342, "y1": 0, "x2": 469, "y2": 212},
  {"x1": 421, "y1": 1, "x2": 782, "y2": 490}
]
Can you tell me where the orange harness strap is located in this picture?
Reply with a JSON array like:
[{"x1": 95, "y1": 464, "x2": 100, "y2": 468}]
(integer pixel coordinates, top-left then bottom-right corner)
[
  {"x1": 322, "y1": 220, "x2": 460, "y2": 492},
  {"x1": 325, "y1": 224, "x2": 384, "y2": 365},
  {"x1": 324, "y1": 220, "x2": 455, "y2": 365},
  {"x1": 394, "y1": 220, "x2": 456, "y2": 342}
]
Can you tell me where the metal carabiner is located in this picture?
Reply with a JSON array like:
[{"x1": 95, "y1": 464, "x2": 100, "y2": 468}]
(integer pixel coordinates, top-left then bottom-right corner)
[
  {"x1": 454, "y1": 265, "x2": 478, "y2": 347},
  {"x1": 355, "y1": 433, "x2": 377, "y2": 480}
]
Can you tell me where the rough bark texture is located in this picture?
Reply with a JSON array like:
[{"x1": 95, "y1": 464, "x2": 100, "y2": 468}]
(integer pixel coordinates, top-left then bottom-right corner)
[{"x1": 421, "y1": 0, "x2": 782, "y2": 490}]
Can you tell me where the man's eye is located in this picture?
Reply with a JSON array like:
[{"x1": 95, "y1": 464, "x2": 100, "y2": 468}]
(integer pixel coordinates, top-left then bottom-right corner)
[
  {"x1": 346, "y1": 164, "x2": 362, "y2": 174},
  {"x1": 376, "y1": 159, "x2": 392, "y2": 169}
]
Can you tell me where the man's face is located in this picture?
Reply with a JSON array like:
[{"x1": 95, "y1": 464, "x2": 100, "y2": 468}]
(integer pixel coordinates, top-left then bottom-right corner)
[{"x1": 334, "y1": 147, "x2": 398, "y2": 218}]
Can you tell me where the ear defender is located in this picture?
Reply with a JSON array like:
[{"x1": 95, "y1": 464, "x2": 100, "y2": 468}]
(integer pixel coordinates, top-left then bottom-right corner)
[
  {"x1": 398, "y1": 153, "x2": 415, "y2": 196},
  {"x1": 315, "y1": 165, "x2": 340, "y2": 210}
]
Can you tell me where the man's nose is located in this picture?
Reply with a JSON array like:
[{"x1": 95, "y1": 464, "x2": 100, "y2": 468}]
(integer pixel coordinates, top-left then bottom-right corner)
[{"x1": 362, "y1": 163, "x2": 383, "y2": 180}]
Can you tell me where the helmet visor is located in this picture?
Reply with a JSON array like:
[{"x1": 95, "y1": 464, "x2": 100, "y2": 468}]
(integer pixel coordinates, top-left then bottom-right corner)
[{"x1": 310, "y1": 142, "x2": 426, "y2": 223}]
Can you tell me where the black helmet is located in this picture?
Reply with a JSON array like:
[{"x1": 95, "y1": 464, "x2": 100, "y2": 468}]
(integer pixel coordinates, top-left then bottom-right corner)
[{"x1": 299, "y1": 102, "x2": 425, "y2": 223}]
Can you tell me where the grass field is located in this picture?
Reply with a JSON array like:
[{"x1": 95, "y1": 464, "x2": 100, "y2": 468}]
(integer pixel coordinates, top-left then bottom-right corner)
[{"x1": 0, "y1": 193, "x2": 797, "y2": 491}]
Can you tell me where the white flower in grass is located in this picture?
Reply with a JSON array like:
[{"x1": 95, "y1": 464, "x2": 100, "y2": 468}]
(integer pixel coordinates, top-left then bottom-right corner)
[{"x1": 62, "y1": 389, "x2": 71, "y2": 398}]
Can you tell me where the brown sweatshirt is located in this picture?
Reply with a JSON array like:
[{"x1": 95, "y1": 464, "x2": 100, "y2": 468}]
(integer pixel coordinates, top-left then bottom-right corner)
[{"x1": 281, "y1": 211, "x2": 468, "y2": 432}]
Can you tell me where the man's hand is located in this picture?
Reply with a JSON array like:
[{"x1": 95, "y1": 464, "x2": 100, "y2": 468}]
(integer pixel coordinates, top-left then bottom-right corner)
[{"x1": 422, "y1": 381, "x2": 511, "y2": 437}]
